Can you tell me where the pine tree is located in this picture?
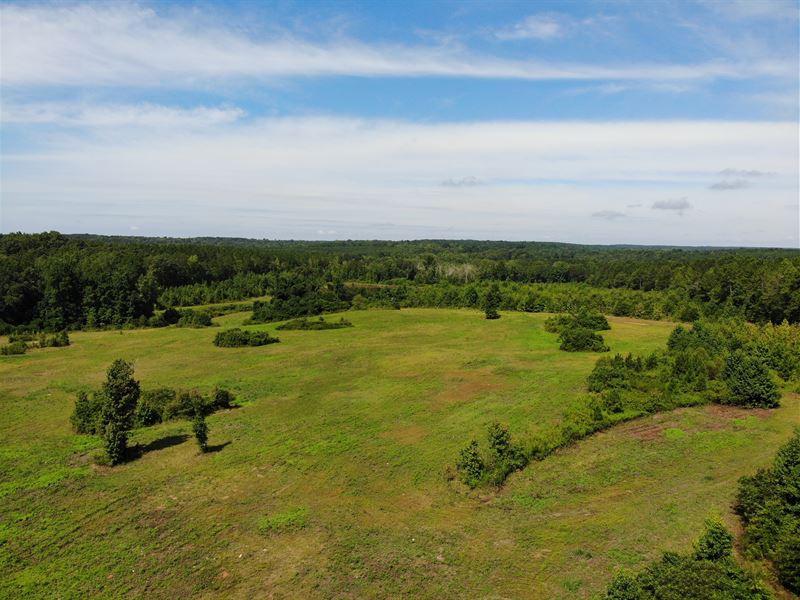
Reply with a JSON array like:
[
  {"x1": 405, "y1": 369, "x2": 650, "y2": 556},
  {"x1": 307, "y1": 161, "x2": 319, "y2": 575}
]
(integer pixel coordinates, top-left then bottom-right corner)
[{"x1": 99, "y1": 359, "x2": 140, "y2": 464}]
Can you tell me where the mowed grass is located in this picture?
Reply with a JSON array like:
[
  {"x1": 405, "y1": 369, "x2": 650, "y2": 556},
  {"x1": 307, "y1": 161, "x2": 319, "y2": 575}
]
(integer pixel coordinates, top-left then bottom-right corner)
[{"x1": 0, "y1": 309, "x2": 797, "y2": 599}]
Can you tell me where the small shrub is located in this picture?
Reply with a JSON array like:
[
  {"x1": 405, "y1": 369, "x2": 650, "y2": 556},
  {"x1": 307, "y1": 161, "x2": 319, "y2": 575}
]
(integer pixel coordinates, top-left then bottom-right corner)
[
  {"x1": 192, "y1": 410, "x2": 209, "y2": 452},
  {"x1": 134, "y1": 388, "x2": 176, "y2": 427},
  {"x1": 163, "y1": 390, "x2": 204, "y2": 420},
  {"x1": 456, "y1": 440, "x2": 485, "y2": 488},
  {"x1": 0, "y1": 341, "x2": 27, "y2": 355},
  {"x1": 693, "y1": 518, "x2": 733, "y2": 561},
  {"x1": 559, "y1": 327, "x2": 609, "y2": 352},
  {"x1": 70, "y1": 391, "x2": 104, "y2": 434},
  {"x1": 210, "y1": 387, "x2": 235, "y2": 410},
  {"x1": 258, "y1": 507, "x2": 308, "y2": 534}
]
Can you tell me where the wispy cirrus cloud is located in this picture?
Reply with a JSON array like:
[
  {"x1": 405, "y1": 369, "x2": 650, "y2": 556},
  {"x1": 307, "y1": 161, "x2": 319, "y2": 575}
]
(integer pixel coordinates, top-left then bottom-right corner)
[
  {"x1": 0, "y1": 102, "x2": 245, "y2": 128},
  {"x1": 494, "y1": 15, "x2": 564, "y2": 40},
  {"x1": 0, "y1": 4, "x2": 794, "y2": 88}
]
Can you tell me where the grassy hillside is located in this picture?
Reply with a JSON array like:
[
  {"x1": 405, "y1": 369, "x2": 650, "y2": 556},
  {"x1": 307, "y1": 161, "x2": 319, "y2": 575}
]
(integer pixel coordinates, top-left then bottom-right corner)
[{"x1": 1, "y1": 309, "x2": 797, "y2": 598}]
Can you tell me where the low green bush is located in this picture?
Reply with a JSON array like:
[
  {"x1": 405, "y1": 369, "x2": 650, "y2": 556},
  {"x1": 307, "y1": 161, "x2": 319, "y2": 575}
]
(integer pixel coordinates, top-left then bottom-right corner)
[
  {"x1": 213, "y1": 328, "x2": 280, "y2": 347},
  {"x1": 0, "y1": 341, "x2": 27, "y2": 355},
  {"x1": 559, "y1": 327, "x2": 609, "y2": 352},
  {"x1": 176, "y1": 309, "x2": 213, "y2": 328}
]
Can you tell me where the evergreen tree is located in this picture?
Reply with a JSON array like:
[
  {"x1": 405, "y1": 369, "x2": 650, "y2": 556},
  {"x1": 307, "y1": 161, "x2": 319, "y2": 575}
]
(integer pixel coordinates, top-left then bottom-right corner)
[
  {"x1": 484, "y1": 283, "x2": 501, "y2": 320},
  {"x1": 99, "y1": 359, "x2": 140, "y2": 464}
]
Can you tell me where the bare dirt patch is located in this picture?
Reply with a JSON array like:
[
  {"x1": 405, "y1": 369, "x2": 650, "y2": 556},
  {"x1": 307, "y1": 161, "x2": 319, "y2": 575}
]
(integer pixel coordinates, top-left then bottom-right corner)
[{"x1": 433, "y1": 370, "x2": 507, "y2": 407}]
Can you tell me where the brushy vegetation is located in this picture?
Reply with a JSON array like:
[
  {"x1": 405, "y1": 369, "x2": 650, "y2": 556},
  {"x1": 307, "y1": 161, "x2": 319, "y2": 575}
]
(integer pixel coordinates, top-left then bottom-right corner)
[
  {"x1": 213, "y1": 328, "x2": 280, "y2": 347},
  {"x1": 276, "y1": 316, "x2": 353, "y2": 330},
  {"x1": 71, "y1": 361, "x2": 235, "y2": 462},
  {"x1": 736, "y1": 429, "x2": 800, "y2": 594},
  {"x1": 458, "y1": 317, "x2": 795, "y2": 489},
  {"x1": 545, "y1": 309, "x2": 610, "y2": 352},
  {"x1": 605, "y1": 519, "x2": 773, "y2": 599}
]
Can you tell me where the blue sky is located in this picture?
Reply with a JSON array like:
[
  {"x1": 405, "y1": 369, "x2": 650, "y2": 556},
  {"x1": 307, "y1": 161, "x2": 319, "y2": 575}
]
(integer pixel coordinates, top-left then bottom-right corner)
[{"x1": 0, "y1": 0, "x2": 798, "y2": 246}]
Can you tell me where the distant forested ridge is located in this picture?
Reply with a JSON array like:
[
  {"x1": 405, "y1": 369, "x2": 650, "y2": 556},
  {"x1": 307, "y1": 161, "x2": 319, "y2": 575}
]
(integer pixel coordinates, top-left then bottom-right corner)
[{"x1": 1, "y1": 231, "x2": 799, "y2": 331}]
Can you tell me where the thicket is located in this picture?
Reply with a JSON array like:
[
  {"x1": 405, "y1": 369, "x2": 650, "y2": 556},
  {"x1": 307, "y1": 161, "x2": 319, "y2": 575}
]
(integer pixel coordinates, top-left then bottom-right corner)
[
  {"x1": 276, "y1": 316, "x2": 353, "y2": 330},
  {"x1": 605, "y1": 519, "x2": 773, "y2": 599},
  {"x1": 213, "y1": 328, "x2": 280, "y2": 347},
  {"x1": 1, "y1": 330, "x2": 70, "y2": 355},
  {"x1": 71, "y1": 360, "x2": 235, "y2": 462},
  {"x1": 736, "y1": 429, "x2": 800, "y2": 594},
  {"x1": 457, "y1": 318, "x2": 795, "y2": 489},
  {"x1": 3, "y1": 232, "x2": 798, "y2": 332}
]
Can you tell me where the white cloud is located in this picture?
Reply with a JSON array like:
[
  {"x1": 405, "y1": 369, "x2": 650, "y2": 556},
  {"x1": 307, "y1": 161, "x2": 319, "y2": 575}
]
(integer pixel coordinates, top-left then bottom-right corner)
[
  {"x1": 0, "y1": 102, "x2": 245, "y2": 128},
  {"x1": 0, "y1": 3, "x2": 794, "y2": 87},
  {"x1": 495, "y1": 15, "x2": 564, "y2": 40},
  {"x1": 441, "y1": 176, "x2": 481, "y2": 187},
  {"x1": 1, "y1": 117, "x2": 797, "y2": 245}
]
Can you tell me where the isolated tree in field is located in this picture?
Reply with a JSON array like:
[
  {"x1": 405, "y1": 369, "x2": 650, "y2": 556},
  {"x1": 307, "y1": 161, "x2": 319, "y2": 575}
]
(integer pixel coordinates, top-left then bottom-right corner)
[
  {"x1": 484, "y1": 284, "x2": 501, "y2": 320},
  {"x1": 693, "y1": 518, "x2": 733, "y2": 561},
  {"x1": 192, "y1": 405, "x2": 209, "y2": 453},
  {"x1": 99, "y1": 359, "x2": 140, "y2": 464}
]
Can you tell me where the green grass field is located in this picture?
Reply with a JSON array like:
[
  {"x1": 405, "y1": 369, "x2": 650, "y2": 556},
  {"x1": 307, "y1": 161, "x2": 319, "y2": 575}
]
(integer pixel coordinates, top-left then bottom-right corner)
[{"x1": 1, "y1": 309, "x2": 797, "y2": 598}]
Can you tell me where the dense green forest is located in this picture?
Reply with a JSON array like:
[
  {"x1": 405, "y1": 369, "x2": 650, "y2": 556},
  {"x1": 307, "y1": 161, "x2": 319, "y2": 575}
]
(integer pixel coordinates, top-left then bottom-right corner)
[{"x1": 2, "y1": 232, "x2": 799, "y2": 331}]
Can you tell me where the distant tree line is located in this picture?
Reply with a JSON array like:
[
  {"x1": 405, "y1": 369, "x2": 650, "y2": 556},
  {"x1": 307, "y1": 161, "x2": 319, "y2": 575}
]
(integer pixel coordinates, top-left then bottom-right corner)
[{"x1": 2, "y1": 232, "x2": 799, "y2": 331}]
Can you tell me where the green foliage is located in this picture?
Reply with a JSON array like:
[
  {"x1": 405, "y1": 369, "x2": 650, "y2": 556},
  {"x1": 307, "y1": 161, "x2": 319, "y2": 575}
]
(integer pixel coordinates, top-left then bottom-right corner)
[
  {"x1": 213, "y1": 328, "x2": 280, "y2": 347},
  {"x1": 545, "y1": 309, "x2": 610, "y2": 334},
  {"x1": 722, "y1": 351, "x2": 780, "y2": 408},
  {"x1": 456, "y1": 440, "x2": 485, "y2": 488},
  {"x1": 133, "y1": 388, "x2": 175, "y2": 427},
  {"x1": 257, "y1": 507, "x2": 308, "y2": 534},
  {"x1": 175, "y1": 309, "x2": 213, "y2": 328},
  {"x1": 693, "y1": 518, "x2": 733, "y2": 561},
  {"x1": 98, "y1": 359, "x2": 140, "y2": 464},
  {"x1": 276, "y1": 316, "x2": 353, "y2": 330},
  {"x1": 605, "y1": 521, "x2": 772, "y2": 599},
  {"x1": 736, "y1": 429, "x2": 800, "y2": 594},
  {"x1": 483, "y1": 283, "x2": 501, "y2": 320},
  {"x1": 559, "y1": 327, "x2": 609, "y2": 352},
  {"x1": 70, "y1": 391, "x2": 104, "y2": 434},
  {"x1": 0, "y1": 341, "x2": 27, "y2": 355},
  {"x1": 192, "y1": 411, "x2": 209, "y2": 452}
]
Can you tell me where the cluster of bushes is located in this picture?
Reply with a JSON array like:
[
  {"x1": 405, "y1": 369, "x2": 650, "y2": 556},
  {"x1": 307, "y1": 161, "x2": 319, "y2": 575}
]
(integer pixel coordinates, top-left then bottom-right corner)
[
  {"x1": 457, "y1": 318, "x2": 792, "y2": 490},
  {"x1": 174, "y1": 309, "x2": 213, "y2": 328},
  {"x1": 249, "y1": 277, "x2": 350, "y2": 323},
  {"x1": 213, "y1": 328, "x2": 280, "y2": 347},
  {"x1": 606, "y1": 519, "x2": 773, "y2": 599},
  {"x1": 1, "y1": 330, "x2": 70, "y2": 355},
  {"x1": 276, "y1": 317, "x2": 353, "y2": 330},
  {"x1": 70, "y1": 359, "x2": 233, "y2": 463},
  {"x1": 456, "y1": 422, "x2": 526, "y2": 487},
  {"x1": 736, "y1": 429, "x2": 800, "y2": 593},
  {"x1": 588, "y1": 321, "x2": 784, "y2": 410},
  {"x1": 544, "y1": 309, "x2": 610, "y2": 333},
  {"x1": 545, "y1": 309, "x2": 610, "y2": 352}
]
